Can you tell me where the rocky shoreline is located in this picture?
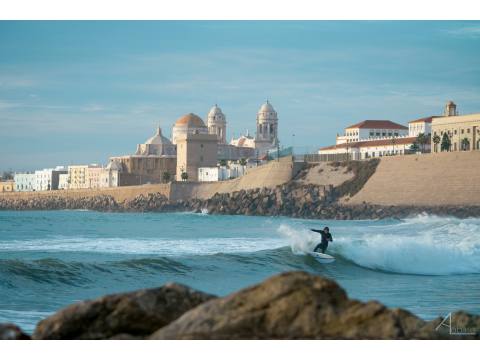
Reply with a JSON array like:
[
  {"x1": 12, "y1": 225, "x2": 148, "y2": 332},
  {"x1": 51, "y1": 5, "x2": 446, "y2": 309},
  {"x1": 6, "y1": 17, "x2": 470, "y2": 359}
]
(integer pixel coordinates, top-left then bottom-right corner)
[
  {"x1": 1, "y1": 271, "x2": 479, "y2": 340},
  {"x1": 2, "y1": 183, "x2": 480, "y2": 219}
]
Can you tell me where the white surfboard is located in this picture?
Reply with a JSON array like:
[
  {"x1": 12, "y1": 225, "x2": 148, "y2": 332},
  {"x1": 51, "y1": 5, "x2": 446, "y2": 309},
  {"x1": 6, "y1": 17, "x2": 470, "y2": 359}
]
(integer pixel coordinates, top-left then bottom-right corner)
[{"x1": 308, "y1": 251, "x2": 335, "y2": 264}]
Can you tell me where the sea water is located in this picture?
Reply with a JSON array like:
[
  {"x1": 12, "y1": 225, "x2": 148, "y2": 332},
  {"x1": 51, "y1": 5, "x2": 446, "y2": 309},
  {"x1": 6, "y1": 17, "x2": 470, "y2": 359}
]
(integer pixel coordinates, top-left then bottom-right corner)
[{"x1": 1, "y1": 210, "x2": 479, "y2": 333}]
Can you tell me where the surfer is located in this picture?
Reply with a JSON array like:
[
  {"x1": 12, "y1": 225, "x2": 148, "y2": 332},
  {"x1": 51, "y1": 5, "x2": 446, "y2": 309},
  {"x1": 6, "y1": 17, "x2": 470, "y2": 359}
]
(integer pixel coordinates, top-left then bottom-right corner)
[{"x1": 311, "y1": 227, "x2": 333, "y2": 254}]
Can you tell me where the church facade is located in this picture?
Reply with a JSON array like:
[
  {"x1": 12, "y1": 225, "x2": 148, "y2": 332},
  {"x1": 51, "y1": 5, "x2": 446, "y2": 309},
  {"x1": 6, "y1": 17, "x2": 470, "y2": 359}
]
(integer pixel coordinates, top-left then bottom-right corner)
[{"x1": 206, "y1": 101, "x2": 279, "y2": 161}]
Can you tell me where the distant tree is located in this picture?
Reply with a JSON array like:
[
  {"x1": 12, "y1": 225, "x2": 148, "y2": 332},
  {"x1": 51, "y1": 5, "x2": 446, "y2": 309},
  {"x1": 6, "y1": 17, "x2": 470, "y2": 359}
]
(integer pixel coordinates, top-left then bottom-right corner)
[
  {"x1": 219, "y1": 159, "x2": 227, "y2": 167},
  {"x1": 461, "y1": 137, "x2": 470, "y2": 151},
  {"x1": 162, "y1": 171, "x2": 171, "y2": 183},
  {"x1": 441, "y1": 133, "x2": 451, "y2": 152},
  {"x1": 181, "y1": 171, "x2": 188, "y2": 182},
  {"x1": 239, "y1": 158, "x2": 247, "y2": 166},
  {"x1": 410, "y1": 142, "x2": 419, "y2": 152},
  {"x1": 390, "y1": 136, "x2": 397, "y2": 155},
  {"x1": 432, "y1": 134, "x2": 441, "y2": 153},
  {"x1": 1, "y1": 171, "x2": 13, "y2": 180},
  {"x1": 416, "y1": 133, "x2": 429, "y2": 153}
]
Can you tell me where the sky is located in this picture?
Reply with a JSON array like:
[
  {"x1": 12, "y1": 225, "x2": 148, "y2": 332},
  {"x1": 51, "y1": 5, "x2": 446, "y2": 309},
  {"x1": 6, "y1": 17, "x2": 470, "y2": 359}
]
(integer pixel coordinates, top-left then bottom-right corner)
[{"x1": 0, "y1": 21, "x2": 479, "y2": 171}]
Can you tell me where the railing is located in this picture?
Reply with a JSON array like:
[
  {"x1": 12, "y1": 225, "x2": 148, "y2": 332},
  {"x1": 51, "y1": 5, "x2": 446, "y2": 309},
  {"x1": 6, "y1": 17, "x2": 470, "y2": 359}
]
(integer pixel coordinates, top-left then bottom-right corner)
[{"x1": 294, "y1": 153, "x2": 362, "y2": 162}]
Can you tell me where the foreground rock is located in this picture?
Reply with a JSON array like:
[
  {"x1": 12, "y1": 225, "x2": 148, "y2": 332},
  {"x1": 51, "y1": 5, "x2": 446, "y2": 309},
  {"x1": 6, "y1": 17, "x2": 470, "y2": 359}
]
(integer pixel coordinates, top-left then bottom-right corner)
[
  {"x1": 150, "y1": 272, "x2": 479, "y2": 340},
  {"x1": 33, "y1": 283, "x2": 215, "y2": 340},
  {"x1": 0, "y1": 323, "x2": 31, "y2": 340}
]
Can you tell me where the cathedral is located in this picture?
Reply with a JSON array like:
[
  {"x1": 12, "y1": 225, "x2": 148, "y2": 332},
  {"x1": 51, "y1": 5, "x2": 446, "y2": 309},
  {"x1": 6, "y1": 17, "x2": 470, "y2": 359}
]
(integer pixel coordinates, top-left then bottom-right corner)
[
  {"x1": 200, "y1": 101, "x2": 279, "y2": 160},
  {"x1": 107, "y1": 101, "x2": 280, "y2": 185}
]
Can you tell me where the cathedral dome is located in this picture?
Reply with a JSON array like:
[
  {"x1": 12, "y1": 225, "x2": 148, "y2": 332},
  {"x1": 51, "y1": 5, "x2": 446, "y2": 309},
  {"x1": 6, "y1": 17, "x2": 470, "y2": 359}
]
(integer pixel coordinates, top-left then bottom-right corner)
[
  {"x1": 175, "y1": 113, "x2": 206, "y2": 128},
  {"x1": 207, "y1": 104, "x2": 226, "y2": 126},
  {"x1": 145, "y1": 127, "x2": 172, "y2": 145},
  {"x1": 106, "y1": 160, "x2": 123, "y2": 172},
  {"x1": 258, "y1": 101, "x2": 276, "y2": 114}
]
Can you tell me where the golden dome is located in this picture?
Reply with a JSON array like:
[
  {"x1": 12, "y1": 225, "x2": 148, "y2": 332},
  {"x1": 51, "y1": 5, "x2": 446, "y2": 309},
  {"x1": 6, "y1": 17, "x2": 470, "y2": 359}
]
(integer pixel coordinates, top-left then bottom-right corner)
[{"x1": 174, "y1": 113, "x2": 206, "y2": 128}]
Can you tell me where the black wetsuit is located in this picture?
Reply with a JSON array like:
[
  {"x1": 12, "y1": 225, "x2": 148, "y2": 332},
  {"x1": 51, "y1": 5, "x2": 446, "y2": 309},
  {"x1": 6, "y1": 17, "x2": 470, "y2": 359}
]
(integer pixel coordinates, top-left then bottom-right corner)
[{"x1": 311, "y1": 229, "x2": 333, "y2": 253}]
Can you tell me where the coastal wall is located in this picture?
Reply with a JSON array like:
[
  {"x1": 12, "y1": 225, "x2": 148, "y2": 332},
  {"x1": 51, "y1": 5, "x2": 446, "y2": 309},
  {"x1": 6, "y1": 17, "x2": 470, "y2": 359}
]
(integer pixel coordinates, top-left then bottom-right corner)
[
  {"x1": 0, "y1": 183, "x2": 171, "y2": 203},
  {"x1": 0, "y1": 157, "x2": 300, "y2": 204},
  {"x1": 170, "y1": 156, "x2": 299, "y2": 201},
  {"x1": 348, "y1": 151, "x2": 480, "y2": 206}
]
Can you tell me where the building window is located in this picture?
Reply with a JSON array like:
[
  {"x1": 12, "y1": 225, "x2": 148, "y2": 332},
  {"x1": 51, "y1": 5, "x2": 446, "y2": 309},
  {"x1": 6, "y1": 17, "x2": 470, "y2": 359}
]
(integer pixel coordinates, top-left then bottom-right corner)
[
  {"x1": 467, "y1": 129, "x2": 471, "y2": 133},
  {"x1": 454, "y1": 130, "x2": 457, "y2": 135},
  {"x1": 461, "y1": 129, "x2": 464, "y2": 134}
]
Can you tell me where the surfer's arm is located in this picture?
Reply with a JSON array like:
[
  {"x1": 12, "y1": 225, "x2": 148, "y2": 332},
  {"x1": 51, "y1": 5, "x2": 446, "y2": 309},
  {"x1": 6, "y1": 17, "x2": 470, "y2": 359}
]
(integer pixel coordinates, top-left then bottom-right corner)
[{"x1": 310, "y1": 229, "x2": 323, "y2": 234}]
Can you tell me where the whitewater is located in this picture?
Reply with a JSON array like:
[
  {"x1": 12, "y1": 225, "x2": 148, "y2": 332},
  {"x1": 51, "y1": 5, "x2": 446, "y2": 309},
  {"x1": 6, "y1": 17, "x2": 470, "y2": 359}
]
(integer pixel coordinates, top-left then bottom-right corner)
[{"x1": 1, "y1": 210, "x2": 479, "y2": 333}]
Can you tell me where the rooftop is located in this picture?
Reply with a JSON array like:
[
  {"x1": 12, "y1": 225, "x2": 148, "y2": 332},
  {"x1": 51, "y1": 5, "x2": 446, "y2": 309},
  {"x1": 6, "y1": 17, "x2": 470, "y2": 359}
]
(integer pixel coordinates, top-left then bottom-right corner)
[
  {"x1": 345, "y1": 120, "x2": 408, "y2": 130},
  {"x1": 320, "y1": 136, "x2": 419, "y2": 151},
  {"x1": 408, "y1": 116, "x2": 436, "y2": 124}
]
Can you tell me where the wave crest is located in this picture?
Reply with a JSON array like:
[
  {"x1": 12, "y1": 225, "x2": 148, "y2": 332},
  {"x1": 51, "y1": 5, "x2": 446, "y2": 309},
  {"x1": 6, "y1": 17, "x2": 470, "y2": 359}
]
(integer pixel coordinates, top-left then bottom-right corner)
[{"x1": 279, "y1": 215, "x2": 480, "y2": 275}]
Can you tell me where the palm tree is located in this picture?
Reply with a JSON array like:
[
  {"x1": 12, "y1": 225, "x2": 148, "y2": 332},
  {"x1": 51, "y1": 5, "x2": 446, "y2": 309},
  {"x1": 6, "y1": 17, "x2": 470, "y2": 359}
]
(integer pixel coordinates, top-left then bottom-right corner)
[
  {"x1": 162, "y1": 171, "x2": 171, "y2": 183},
  {"x1": 410, "y1": 142, "x2": 419, "y2": 153},
  {"x1": 441, "y1": 133, "x2": 451, "y2": 152},
  {"x1": 432, "y1": 134, "x2": 441, "y2": 153},
  {"x1": 391, "y1": 136, "x2": 397, "y2": 155},
  {"x1": 416, "y1": 133, "x2": 428, "y2": 153},
  {"x1": 461, "y1": 137, "x2": 470, "y2": 151}
]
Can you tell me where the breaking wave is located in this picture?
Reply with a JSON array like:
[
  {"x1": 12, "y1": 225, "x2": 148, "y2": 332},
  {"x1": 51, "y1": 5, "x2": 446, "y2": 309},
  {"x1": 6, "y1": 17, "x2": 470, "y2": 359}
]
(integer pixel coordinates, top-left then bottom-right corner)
[{"x1": 279, "y1": 215, "x2": 480, "y2": 275}]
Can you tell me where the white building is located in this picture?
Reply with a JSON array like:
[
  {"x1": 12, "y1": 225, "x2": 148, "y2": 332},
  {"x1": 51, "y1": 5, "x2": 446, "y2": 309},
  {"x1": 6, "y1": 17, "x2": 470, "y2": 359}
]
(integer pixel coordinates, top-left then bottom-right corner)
[
  {"x1": 14, "y1": 172, "x2": 36, "y2": 192},
  {"x1": 34, "y1": 166, "x2": 67, "y2": 191},
  {"x1": 99, "y1": 160, "x2": 122, "y2": 188},
  {"x1": 319, "y1": 136, "x2": 430, "y2": 160},
  {"x1": 335, "y1": 120, "x2": 408, "y2": 145},
  {"x1": 58, "y1": 173, "x2": 69, "y2": 190},
  {"x1": 408, "y1": 116, "x2": 434, "y2": 137},
  {"x1": 198, "y1": 162, "x2": 248, "y2": 182},
  {"x1": 198, "y1": 167, "x2": 224, "y2": 182}
]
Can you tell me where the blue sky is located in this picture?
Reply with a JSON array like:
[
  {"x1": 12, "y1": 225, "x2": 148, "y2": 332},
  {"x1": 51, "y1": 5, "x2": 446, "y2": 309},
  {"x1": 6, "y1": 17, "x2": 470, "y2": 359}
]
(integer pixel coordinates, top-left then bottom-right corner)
[{"x1": 1, "y1": 21, "x2": 479, "y2": 171}]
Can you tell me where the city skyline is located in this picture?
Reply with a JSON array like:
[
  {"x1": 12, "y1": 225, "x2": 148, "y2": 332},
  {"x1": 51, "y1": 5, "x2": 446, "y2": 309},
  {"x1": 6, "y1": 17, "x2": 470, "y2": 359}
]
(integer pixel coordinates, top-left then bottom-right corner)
[{"x1": 1, "y1": 20, "x2": 480, "y2": 171}]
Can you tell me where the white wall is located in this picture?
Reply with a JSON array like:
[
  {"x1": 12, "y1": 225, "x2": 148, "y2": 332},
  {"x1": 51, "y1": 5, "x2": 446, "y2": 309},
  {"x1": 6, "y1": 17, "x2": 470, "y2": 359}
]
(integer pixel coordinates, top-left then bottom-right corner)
[
  {"x1": 14, "y1": 173, "x2": 36, "y2": 192},
  {"x1": 198, "y1": 167, "x2": 220, "y2": 182}
]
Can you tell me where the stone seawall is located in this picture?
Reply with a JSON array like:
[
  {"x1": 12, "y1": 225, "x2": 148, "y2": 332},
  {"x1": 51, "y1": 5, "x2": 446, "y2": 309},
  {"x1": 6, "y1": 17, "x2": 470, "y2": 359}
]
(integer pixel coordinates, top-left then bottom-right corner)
[
  {"x1": 3, "y1": 182, "x2": 479, "y2": 219},
  {"x1": 0, "y1": 183, "x2": 172, "y2": 203},
  {"x1": 349, "y1": 151, "x2": 480, "y2": 206}
]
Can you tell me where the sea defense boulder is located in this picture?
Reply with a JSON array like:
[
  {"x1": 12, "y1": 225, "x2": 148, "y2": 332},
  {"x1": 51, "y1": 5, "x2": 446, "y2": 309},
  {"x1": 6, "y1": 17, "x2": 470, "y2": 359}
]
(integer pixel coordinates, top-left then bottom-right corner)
[
  {"x1": 33, "y1": 283, "x2": 216, "y2": 340},
  {"x1": 149, "y1": 271, "x2": 479, "y2": 340},
  {"x1": 0, "y1": 323, "x2": 31, "y2": 340}
]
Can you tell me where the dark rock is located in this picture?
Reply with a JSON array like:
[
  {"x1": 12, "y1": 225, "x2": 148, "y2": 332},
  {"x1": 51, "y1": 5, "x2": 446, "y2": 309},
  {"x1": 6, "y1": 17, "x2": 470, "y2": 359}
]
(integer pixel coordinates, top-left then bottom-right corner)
[
  {"x1": 150, "y1": 272, "x2": 479, "y2": 340},
  {"x1": 33, "y1": 283, "x2": 216, "y2": 340},
  {"x1": 0, "y1": 323, "x2": 30, "y2": 340}
]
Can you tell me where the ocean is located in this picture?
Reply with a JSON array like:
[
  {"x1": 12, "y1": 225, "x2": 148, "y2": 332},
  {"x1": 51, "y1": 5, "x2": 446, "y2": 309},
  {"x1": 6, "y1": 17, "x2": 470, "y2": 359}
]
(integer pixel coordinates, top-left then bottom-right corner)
[{"x1": 1, "y1": 210, "x2": 479, "y2": 333}]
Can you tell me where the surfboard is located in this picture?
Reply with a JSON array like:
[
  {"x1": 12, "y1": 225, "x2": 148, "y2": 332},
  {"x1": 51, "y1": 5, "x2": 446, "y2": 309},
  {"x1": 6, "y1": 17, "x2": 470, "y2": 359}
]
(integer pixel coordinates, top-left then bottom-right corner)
[{"x1": 308, "y1": 251, "x2": 335, "y2": 264}]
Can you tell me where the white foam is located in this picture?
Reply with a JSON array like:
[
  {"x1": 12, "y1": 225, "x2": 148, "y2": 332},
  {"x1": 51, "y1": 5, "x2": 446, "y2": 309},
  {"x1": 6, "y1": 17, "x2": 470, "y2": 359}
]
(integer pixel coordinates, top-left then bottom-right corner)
[
  {"x1": 279, "y1": 215, "x2": 480, "y2": 275},
  {"x1": 0, "y1": 235, "x2": 286, "y2": 256}
]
